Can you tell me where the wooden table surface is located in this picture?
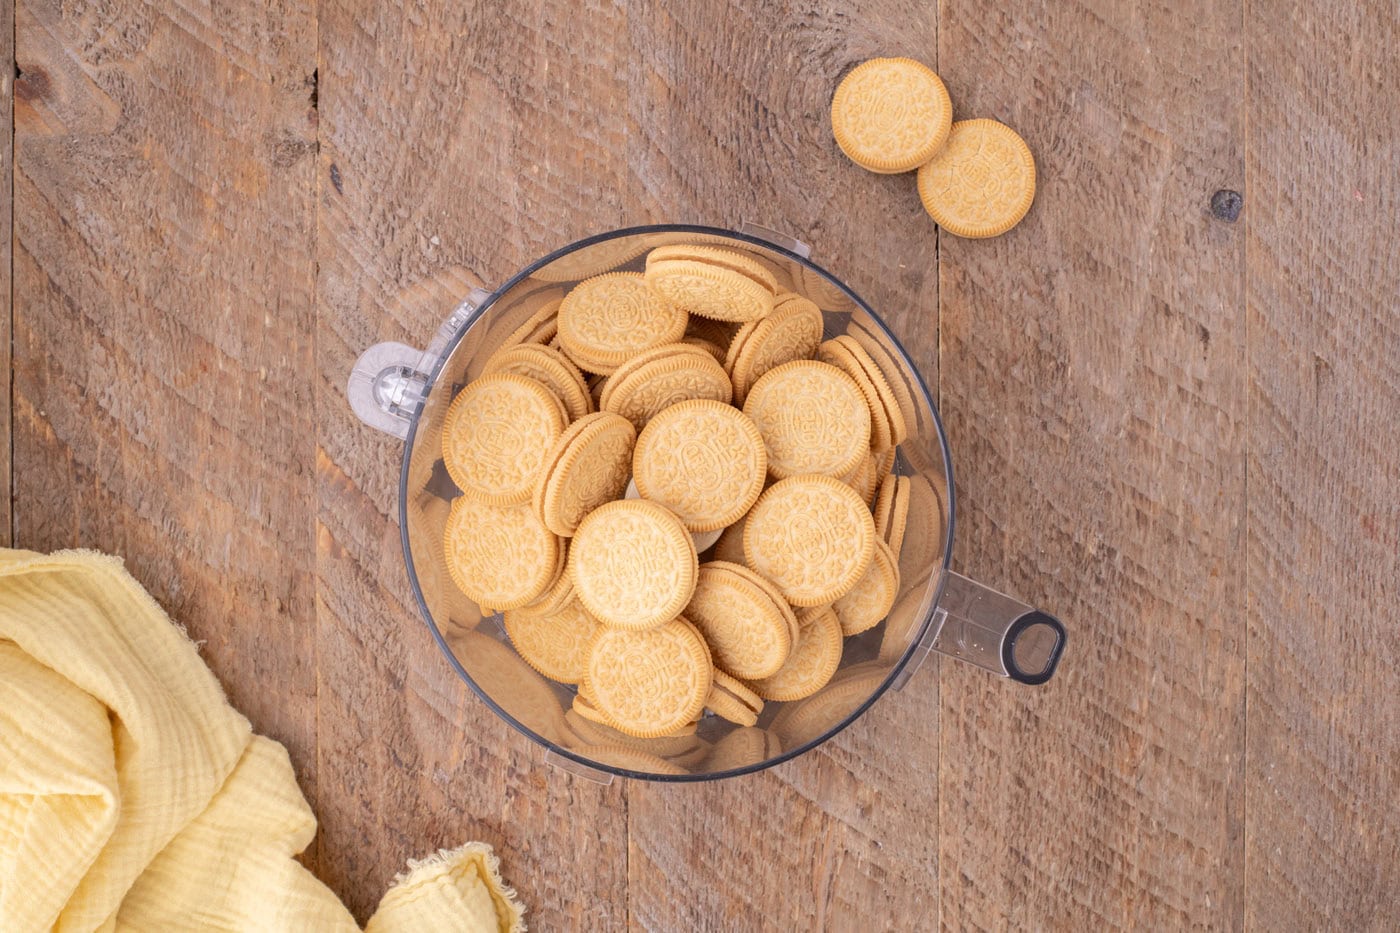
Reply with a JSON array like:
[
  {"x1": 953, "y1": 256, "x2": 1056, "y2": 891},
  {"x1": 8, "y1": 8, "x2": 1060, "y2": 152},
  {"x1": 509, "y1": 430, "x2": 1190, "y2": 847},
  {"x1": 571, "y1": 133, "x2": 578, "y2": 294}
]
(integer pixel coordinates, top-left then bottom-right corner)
[{"x1": 8, "y1": 0, "x2": 1398, "y2": 928}]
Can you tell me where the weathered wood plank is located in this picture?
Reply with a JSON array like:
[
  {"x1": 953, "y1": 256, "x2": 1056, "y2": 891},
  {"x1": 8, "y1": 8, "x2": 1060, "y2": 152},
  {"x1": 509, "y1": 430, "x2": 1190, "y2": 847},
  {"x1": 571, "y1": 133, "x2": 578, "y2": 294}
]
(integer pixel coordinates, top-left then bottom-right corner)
[
  {"x1": 622, "y1": 2, "x2": 940, "y2": 929},
  {"x1": 937, "y1": 0, "x2": 1247, "y2": 926},
  {"x1": 11, "y1": 0, "x2": 319, "y2": 846},
  {"x1": 1244, "y1": 1, "x2": 1400, "y2": 926},
  {"x1": 314, "y1": 0, "x2": 633, "y2": 923},
  {"x1": 0, "y1": 0, "x2": 12, "y2": 547}
]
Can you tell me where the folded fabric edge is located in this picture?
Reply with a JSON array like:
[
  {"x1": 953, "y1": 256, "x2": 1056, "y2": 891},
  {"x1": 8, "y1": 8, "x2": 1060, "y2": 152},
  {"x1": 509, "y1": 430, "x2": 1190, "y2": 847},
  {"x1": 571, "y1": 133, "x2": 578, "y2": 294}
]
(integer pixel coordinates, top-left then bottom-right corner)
[
  {"x1": 391, "y1": 842, "x2": 527, "y2": 932},
  {"x1": 0, "y1": 548, "x2": 200, "y2": 644}
]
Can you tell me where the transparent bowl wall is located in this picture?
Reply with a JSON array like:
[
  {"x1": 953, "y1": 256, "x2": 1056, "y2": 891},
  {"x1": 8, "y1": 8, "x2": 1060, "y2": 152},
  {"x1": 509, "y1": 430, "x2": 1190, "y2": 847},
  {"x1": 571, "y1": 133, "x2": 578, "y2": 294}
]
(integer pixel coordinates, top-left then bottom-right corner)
[{"x1": 401, "y1": 226, "x2": 955, "y2": 781}]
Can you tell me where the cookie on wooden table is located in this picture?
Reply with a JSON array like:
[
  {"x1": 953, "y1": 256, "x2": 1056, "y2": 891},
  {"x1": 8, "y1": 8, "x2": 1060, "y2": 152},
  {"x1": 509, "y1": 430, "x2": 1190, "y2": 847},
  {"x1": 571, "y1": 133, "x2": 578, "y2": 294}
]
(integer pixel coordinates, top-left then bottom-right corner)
[
  {"x1": 444, "y1": 498, "x2": 561, "y2": 610},
  {"x1": 917, "y1": 118, "x2": 1037, "y2": 238},
  {"x1": 569, "y1": 499, "x2": 698, "y2": 630},
  {"x1": 442, "y1": 373, "x2": 566, "y2": 504},
  {"x1": 532, "y1": 412, "x2": 636, "y2": 537},
  {"x1": 644, "y1": 244, "x2": 778, "y2": 323},
  {"x1": 742, "y1": 360, "x2": 871, "y2": 479},
  {"x1": 557, "y1": 271, "x2": 687, "y2": 374},
  {"x1": 831, "y1": 57, "x2": 953, "y2": 174},
  {"x1": 584, "y1": 618, "x2": 714, "y2": 738},
  {"x1": 632, "y1": 400, "x2": 767, "y2": 533},
  {"x1": 743, "y1": 474, "x2": 876, "y2": 607},
  {"x1": 746, "y1": 605, "x2": 844, "y2": 702}
]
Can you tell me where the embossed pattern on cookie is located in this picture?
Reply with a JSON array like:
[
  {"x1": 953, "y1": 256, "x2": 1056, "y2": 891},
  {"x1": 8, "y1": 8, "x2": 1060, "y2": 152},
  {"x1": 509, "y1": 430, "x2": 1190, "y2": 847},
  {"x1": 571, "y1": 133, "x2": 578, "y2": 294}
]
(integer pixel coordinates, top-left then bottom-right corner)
[
  {"x1": 742, "y1": 474, "x2": 876, "y2": 607},
  {"x1": 557, "y1": 271, "x2": 688, "y2": 374},
  {"x1": 832, "y1": 538, "x2": 900, "y2": 636},
  {"x1": 603, "y1": 352, "x2": 733, "y2": 431},
  {"x1": 534, "y1": 412, "x2": 637, "y2": 536},
  {"x1": 742, "y1": 360, "x2": 871, "y2": 479},
  {"x1": 504, "y1": 598, "x2": 604, "y2": 684},
  {"x1": 747, "y1": 605, "x2": 844, "y2": 701},
  {"x1": 585, "y1": 618, "x2": 713, "y2": 738},
  {"x1": 633, "y1": 400, "x2": 767, "y2": 533},
  {"x1": 442, "y1": 373, "x2": 566, "y2": 505},
  {"x1": 444, "y1": 497, "x2": 560, "y2": 610},
  {"x1": 728, "y1": 292, "x2": 825, "y2": 405},
  {"x1": 644, "y1": 246, "x2": 778, "y2": 323},
  {"x1": 483, "y1": 342, "x2": 592, "y2": 421},
  {"x1": 684, "y1": 561, "x2": 794, "y2": 679},
  {"x1": 830, "y1": 57, "x2": 953, "y2": 173},
  {"x1": 916, "y1": 118, "x2": 1037, "y2": 239},
  {"x1": 570, "y1": 499, "x2": 699, "y2": 630}
]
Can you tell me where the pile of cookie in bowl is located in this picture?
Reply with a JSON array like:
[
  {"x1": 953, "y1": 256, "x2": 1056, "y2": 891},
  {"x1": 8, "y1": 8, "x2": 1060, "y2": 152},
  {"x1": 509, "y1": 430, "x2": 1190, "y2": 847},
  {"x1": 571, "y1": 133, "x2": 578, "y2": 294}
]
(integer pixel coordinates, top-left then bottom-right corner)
[{"x1": 438, "y1": 240, "x2": 932, "y2": 775}]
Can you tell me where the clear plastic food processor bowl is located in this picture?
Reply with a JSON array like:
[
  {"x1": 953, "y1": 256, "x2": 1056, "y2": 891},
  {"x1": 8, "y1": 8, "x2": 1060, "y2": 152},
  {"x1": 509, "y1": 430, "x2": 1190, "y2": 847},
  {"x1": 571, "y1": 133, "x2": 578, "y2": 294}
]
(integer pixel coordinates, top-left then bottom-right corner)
[{"x1": 348, "y1": 224, "x2": 1065, "y2": 782}]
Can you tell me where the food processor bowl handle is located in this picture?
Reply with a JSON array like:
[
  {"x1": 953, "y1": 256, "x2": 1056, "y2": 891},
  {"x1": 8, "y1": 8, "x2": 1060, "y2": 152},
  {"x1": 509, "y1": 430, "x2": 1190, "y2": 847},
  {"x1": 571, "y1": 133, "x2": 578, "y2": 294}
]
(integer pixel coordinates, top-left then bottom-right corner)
[{"x1": 894, "y1": 571, "x2": 1067, "y2": 688}]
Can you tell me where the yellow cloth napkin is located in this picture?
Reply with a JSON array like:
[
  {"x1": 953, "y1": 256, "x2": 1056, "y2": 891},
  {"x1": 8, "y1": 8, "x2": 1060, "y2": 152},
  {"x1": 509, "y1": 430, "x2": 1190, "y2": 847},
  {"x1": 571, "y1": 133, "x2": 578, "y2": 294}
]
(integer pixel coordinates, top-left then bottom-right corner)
[{"x1": 0, "y1": 548, "x2": 525, "y2": 932}]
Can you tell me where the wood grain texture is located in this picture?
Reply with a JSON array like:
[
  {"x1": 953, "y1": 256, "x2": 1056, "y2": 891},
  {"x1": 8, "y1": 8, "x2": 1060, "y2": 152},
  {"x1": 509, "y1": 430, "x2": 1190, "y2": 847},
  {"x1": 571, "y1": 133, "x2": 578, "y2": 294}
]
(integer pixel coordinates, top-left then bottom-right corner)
[
  {"x1": 314, "y1": 0, "x2": 632, "y2": 924},
  {"x1": 0, "y1": 0, "x2": 11, "y2": 548},
  {"x1": 1245, "y1": 2, "x2": 1400, "y2": 927},
  {"x1": 8, "y1": 0, "x2": 1400, "y2": 927},
  {"x1": 11, "y1": 0, "x2": 320, "y2": 829},
  {"x1": 937, "y1": 0, "x2": 1247, "y2": 927},
  {"x1": 622, "y1": 2, "x2": 940, "y2": 929}
]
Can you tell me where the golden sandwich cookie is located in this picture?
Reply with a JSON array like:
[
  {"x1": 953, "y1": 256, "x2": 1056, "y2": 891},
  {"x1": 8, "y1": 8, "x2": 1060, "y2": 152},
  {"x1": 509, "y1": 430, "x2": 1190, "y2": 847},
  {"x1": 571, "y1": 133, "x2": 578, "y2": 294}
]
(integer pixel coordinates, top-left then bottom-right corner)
[
  {"x1": 444, "y1": 497, "x2": 561, "y2": 610},
  {"x1": 632, "y1": 400, "x2": 767, "y2": 533},
  {"x1": 557, "y1": 271, "x2": 688, "y2": 374},
  {"x1": 532, "y1": 412, "x2": 636, "y2": 537},
  {"x1": 684, "y1": 560, "x2": 797, "y2": 680},
  {"x1": 841, "y1": 450, "x2": 880, "y2": 507},
  {"x1": 726, "y1": 292, "x2": 825, "y2": 406},
  {"x1": 742, "y1": 360, "x2": 872, "y2": 479},
  {"x1": 569, "y1": 499, "x2": 699, "y2": 630},
  {"x1": 916, "y1": 118, "x2": 1037, "y2": 239},
  {"x1": 705, "y1": 669, "x2": 765, "y2": 727},
  {"x1": 644, "y1": 244, "x2": 779, "y2": 323},
  {"x1": 771, "y1": 664, "x2": 889, "y2": 750},
  {"x1": 832, "y1": 538, "x2": 900, "y2": 636},
  {"x1": 442, "y1": 373, "x2": 566, "y2": 505},
  {"x1": 584, "y1": 617, "x2": 714, "y2": 738},
  {"x1": 831, "y1": 57, "x2": 953, "y2": 174},
  {"x1": 482, "y1": 342, "x2": 593, "y2": 422},
  {"x1": 743, "y1": 474, "x2": 876, "y2": 607},
  {"x1": 704, "y1": 726, "x2": 783, "y2": 772},
  {"x1": 746, "y1": 605, "x2": 844, "y2": 702},
  {"x1": 601, "y1": 344, "x2": 733, "y2": 430},
  {"x1": 503, "y1": 597, "x2": 603, "y2": 685},
  {"x1": 873, "y1": 473, "x2": 911, "y2": 562}
]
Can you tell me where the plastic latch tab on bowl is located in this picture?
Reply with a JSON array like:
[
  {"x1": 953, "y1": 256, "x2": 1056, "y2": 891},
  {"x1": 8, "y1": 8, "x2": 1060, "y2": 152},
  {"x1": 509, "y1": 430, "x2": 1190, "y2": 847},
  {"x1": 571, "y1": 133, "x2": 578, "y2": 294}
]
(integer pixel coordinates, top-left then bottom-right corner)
[{"x1": 348, "y1": 287, "x2": 492, "y2": 438}]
